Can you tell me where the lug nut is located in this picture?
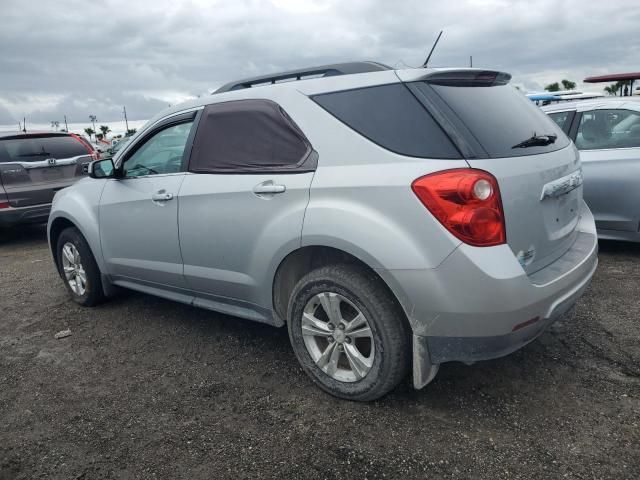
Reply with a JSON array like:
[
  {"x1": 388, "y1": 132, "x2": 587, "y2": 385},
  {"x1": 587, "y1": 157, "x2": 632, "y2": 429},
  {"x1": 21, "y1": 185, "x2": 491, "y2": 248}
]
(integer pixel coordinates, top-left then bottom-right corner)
[
  {"x1": 328, "y1": 323, "x2": 335, "y2": 330},
  {"x1": 328, "y1": 337, "x2": 334, "y2": 343},
  {"x1": 338, "y1": 324, "x2": 345, "y2": 330},
  {"x1": 345, "y1": 337, "x2": 351, "y2": 344}
]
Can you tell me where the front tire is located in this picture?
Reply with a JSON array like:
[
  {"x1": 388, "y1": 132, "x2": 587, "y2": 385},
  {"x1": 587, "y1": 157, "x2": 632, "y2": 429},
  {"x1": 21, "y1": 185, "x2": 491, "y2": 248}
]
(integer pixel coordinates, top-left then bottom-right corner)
[
  {"x1": 56, "y1": 227, "x2": 104, "y2": 307},
  {"x1": 287, "y1": 264, "x2": 410, "y2": 401}
]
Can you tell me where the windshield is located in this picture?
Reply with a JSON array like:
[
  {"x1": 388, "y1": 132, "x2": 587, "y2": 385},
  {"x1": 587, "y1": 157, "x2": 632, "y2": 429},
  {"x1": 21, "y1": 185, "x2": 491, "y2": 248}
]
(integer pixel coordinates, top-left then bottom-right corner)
[
  {"x1": 112, "y1": 137, "x2": 131, "y2": 153},
  {"x1": 414, "y1": 82, "x2": 570, "y2": 158}
]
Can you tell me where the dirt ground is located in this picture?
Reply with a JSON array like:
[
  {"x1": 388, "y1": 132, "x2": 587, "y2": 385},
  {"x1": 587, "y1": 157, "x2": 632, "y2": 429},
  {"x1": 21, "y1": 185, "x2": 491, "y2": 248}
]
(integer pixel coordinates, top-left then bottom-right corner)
[{"x1": 0, "y1": 224, "x2": 638, "y2": 479}]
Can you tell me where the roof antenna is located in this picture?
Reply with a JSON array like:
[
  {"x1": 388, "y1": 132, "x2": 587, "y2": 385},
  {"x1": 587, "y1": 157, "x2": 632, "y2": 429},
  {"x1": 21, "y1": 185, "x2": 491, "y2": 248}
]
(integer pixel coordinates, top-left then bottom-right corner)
[{"x1": 422, "y1": 30, "x2": 443, "y2": 68}]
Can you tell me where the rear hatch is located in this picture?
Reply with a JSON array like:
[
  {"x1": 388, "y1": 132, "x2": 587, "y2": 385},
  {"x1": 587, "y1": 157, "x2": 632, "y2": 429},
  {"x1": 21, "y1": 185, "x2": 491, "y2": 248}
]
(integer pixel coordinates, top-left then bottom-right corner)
[
  {"x1": 0, "y1": 133, "x2": 93, "y2": 207},
  {"x1": 404, "y1": 70, "x2": 581, "y2": 274}
]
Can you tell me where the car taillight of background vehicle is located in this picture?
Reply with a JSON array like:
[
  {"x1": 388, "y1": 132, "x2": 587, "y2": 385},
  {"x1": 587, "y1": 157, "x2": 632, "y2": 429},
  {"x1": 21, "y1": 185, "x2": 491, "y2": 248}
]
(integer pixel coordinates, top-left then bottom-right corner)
[
  {"x1": 70, "y1": 133, "x2": 100, "y2": 160},
  {"x1": 412, "y1": 169, "x2": 506, "y2": 247}
]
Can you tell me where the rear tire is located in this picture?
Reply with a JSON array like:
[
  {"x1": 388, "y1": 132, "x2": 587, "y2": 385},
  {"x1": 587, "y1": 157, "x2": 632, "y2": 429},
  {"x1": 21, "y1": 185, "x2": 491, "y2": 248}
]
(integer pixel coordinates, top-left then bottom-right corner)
[
  {"x1": 56, "y1": 227, "x2": 104, "y2": 307},
  {"x1": 287, "y1": 264, "x2": 410, "y2": 401}
]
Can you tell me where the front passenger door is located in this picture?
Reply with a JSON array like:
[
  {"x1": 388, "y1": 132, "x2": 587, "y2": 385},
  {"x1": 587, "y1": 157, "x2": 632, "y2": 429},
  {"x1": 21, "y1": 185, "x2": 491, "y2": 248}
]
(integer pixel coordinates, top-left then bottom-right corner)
[{"x1": 100, "y1": 112, "x2": 198, "y2": 290}]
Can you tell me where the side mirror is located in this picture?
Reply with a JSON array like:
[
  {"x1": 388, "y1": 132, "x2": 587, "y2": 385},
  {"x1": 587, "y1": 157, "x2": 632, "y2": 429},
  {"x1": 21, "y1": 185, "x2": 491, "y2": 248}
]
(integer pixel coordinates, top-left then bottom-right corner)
[{"x1": 88, "y1": 158, "x2": 116, "y2": 179}]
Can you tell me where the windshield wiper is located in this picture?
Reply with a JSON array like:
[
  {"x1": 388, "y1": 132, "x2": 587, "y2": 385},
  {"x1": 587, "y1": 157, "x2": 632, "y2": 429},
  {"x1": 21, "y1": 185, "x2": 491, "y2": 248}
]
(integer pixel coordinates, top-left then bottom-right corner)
[
  {"x1": 512, "y1": 133, "x2": 557, "y2": 149},
  {"x1": 19, "y1": 150, "x2": 51, "y2": 157}
]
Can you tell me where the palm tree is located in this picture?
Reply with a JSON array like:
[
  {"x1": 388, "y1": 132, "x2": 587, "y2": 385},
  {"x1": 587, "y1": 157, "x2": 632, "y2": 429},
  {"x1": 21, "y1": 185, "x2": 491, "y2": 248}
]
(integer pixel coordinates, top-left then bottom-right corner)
[
  {"x1": 99, "y1": 125, "x2": 111, "y2": 139},
  {"x1": 603, "y1": 81, "x2": 631, "y2": 96},
  {"x1": 544, "y1": 82, "x2": 560, "y2": 92},
  {"x1": 545, "y1": 80, "x2": 577, "y2": 92},
  {"x1": 84, "y1": 127, "x2": 95, "y2": 140}
]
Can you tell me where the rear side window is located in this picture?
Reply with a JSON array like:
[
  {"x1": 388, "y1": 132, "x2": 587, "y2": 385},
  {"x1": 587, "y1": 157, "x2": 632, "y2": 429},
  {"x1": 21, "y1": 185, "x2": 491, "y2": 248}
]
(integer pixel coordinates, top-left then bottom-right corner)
[
  {"x1": 575, "y1": 109, "x2": 640, "y2": 150},
  {"x1": 548, "y1": 111, "x2": 575, "y2": 134},
  {"x1": 415, "y1": 83, "x2": 570, "y2": 158},
  {"x1": 0, "y1": 135, "x2": 89, "y2": 163},
  {"x1": 312, "y1": 84, "x2": 461, "y2": 159},
  {"x1": 189, "y1": 99, "x2": 312, "y2": 172}
]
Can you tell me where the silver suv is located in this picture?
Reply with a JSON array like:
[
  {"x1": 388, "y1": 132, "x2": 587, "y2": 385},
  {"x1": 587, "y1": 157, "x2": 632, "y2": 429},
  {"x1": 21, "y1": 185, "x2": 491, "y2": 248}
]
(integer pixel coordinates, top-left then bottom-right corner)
[{"x1": 48, "y1": 63, "x2": 598, "y2": 401}]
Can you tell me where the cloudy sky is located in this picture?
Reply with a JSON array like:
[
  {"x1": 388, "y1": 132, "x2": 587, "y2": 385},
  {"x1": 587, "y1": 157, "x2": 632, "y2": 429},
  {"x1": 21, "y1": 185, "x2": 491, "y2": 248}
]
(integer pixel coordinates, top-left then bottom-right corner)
[{"x1": 1, "y1": 0, "x2": 639, "y2": 125}]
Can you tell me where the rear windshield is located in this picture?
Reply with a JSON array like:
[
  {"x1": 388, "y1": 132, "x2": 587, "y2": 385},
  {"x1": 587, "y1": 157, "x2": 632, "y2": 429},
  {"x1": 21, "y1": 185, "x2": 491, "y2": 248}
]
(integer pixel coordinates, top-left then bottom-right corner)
[
  {"x1": 0, "y1": 135, "x2": 89, "y2": 163},
  {"x1": 415, "y1": 82, "x2": 570, "y2": 158}
]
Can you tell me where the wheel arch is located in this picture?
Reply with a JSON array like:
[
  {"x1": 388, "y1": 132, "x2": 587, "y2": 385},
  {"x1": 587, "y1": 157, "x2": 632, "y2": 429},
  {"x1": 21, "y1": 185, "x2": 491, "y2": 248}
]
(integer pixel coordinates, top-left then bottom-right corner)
[
  {"x1": 49, "y1": 216, "x2": 78, "y2": 272},
  {"x1": 271, "y1": 244, "x2": 414, "y2": 333}
]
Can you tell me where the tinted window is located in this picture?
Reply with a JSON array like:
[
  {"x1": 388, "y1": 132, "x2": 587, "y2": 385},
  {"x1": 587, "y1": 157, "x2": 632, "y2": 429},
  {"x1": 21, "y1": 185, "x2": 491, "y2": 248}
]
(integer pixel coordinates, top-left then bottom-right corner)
[
  {"x1": 575, "y1": 109, "x2": 640, "y2": 150},
  {"x1": 548, "y1": 111, "x2": 574, "y2": 133},
  {"x1": 189, "y1": 99, "x2": 311, "y2": 172},
  {"x1": 123, "y1": 121, "x2": 193, "y2": 177},
  {"x1": 417, "y1": 83, "x2": 570, "y2": 158},
  {"x1": 313, "y1": 84, "x2": 461, "y2": 159},
  {"x1": 0, "y1": 135, "x2": 89, "y2": 163}
]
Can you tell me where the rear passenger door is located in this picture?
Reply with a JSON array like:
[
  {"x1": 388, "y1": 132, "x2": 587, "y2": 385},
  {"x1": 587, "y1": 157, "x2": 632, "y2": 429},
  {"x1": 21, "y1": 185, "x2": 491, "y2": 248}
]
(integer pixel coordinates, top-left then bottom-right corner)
[
  {"x1": 178, "y1": 99, "x2": 315, "y2": 317},
  {"x1": 574, "y1": 108, "x2": 640, "y2": 233}
]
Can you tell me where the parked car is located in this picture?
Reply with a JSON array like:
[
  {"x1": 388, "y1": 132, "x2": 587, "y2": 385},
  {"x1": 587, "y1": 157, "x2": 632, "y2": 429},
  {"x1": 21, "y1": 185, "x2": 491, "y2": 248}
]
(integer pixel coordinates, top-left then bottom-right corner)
[
  {"x1": 48, "y1": 63, "x2": 598, "y2": 401},
  {"x1": 102, "y1": 136, "x2": 131, "y2": 159},
  {"x1": 543, "y1": 98, "x2": 640, "y2": 242},
  {"x1": 0, "y1": 131, "x2": 96, "y2": 226}
]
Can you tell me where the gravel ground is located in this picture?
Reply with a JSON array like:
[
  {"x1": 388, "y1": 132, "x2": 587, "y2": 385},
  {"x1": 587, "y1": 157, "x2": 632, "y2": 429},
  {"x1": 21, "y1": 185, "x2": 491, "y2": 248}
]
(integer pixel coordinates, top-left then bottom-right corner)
[{"x1": 1, "y1": 224, "x2": 638, "y2": 479}]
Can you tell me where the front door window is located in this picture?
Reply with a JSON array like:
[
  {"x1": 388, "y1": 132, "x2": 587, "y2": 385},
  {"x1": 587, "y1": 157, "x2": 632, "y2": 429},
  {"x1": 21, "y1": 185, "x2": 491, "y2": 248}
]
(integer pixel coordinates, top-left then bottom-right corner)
[{"x1": 123, "y1": 121, "x2": 194, "y2": 177}]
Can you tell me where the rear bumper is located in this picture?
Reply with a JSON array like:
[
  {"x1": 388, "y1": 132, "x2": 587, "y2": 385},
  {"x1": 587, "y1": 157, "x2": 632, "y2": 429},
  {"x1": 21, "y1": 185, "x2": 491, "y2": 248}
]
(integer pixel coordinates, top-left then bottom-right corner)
[
  {"x1": 422, "y1": 249, "x2": 596, "y2": 364},
  {"x1": 384, "y1": 200, "x2": 598, "y2": 388},
  {"x1": 0, "y1": 203, "x2": 51, "y2": 226}
]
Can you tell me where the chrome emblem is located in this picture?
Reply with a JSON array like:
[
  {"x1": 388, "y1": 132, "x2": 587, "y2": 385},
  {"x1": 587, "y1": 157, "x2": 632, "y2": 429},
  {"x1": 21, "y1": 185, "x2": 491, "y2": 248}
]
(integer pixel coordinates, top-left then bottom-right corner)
[
  {"x1": 47, "y1": 157, "x2": 57, "y2": 166},
  {"x1": 540, "y1": 170, "x2": 583, "y2": 200}
]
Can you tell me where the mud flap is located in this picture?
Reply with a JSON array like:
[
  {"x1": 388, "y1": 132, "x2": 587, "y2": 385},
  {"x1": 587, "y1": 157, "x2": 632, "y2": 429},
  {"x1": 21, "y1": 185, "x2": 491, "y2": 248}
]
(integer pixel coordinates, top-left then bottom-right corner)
[{"x1": 413, "y1": 334, "x2": 440, "y2": 389}]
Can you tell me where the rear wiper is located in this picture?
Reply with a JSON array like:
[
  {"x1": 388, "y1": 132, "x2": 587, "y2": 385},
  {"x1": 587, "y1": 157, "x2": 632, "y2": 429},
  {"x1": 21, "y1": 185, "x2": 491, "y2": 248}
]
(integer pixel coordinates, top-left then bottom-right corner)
[
  {"x1": 512, "y1": 133, "x2": 557, "y2": 149},
  {"x1": 18, "y1": 150, "x2": 51, "y2": 157}
]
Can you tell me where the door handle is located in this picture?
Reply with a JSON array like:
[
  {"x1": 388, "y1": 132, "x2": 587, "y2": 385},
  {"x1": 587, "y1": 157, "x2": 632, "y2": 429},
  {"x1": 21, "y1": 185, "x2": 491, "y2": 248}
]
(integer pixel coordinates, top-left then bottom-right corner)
[
  {"x1": 151, "y1": 191, "x2": 173, "y2": 202},
  {"x1": 253, "y1": 181, "x2": 286, "y2": 195}
]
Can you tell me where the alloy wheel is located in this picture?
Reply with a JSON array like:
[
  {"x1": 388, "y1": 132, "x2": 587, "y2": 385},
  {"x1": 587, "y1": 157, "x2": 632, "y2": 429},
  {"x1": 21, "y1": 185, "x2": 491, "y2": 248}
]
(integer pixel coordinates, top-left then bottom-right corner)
[
  {"x1": 61, "y1": 242, "x2": 87, "y2": 296},
  {"x1": 301, "y1": 292, "x2": 375, "y2": 382}
]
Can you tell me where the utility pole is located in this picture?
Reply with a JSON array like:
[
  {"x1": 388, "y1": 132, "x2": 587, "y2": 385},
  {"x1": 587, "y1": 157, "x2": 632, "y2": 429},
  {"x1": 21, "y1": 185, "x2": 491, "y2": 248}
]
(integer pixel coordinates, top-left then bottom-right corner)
[
  {"x1": 123, "y1": 106, "x2": 129, "y2": 133},
  {"x1": 22, "y1": 117, "x2": 26, "y2": 133},
  {"x1": 470, "y1": 56, "x2": 473, "y2": 67},
  {"x1": 89, "y1": 115, "x2": 97, "y2": 142},
  {"x1": 64, "y1": 115, "x2": 69, "y2": 132}
]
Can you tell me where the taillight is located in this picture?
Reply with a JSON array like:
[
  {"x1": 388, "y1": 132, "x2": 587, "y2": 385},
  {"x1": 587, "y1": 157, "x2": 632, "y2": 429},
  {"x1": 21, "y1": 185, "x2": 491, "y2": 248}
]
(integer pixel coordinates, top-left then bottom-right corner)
[
  {"x1": 70, "y1": 133, "x2": 99, "y2": 160},
  {"x1": 411, "y1": 169, "x2": 506, "y2": 247},
  {"x1": 0, "y1": 201, "x2": 10, "y2": 209}
]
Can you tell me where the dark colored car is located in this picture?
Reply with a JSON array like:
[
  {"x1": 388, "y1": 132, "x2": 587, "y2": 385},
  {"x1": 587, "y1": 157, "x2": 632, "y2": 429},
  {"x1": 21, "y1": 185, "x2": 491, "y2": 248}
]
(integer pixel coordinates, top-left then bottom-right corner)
[
  {"x1": 103, "y1": 136, "x2": 131, "y2": 159},
  {"x1": 0, "y1": 132, "x2": 95, "y2": 226}
]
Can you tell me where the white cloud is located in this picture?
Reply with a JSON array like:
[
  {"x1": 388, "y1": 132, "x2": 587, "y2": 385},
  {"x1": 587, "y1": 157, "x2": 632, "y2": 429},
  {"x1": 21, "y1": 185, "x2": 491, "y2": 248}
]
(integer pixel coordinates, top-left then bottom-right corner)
[{"x1": 1, "y1": 0, "x2": 638, "y2": 124}]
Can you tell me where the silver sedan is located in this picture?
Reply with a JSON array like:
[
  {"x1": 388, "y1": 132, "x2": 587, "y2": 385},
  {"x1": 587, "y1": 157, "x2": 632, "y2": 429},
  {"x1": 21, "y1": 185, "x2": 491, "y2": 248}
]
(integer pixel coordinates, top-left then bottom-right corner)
[{"x1": 543, "y1": 98, "x2": 640, "y2": 242}]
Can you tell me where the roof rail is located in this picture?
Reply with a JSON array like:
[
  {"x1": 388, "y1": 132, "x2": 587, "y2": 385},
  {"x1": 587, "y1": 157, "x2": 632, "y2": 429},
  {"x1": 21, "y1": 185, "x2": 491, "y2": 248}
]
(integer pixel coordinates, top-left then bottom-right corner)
[{"x1": 213, "y1": 61, "x2": 391, "y2": 94}]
